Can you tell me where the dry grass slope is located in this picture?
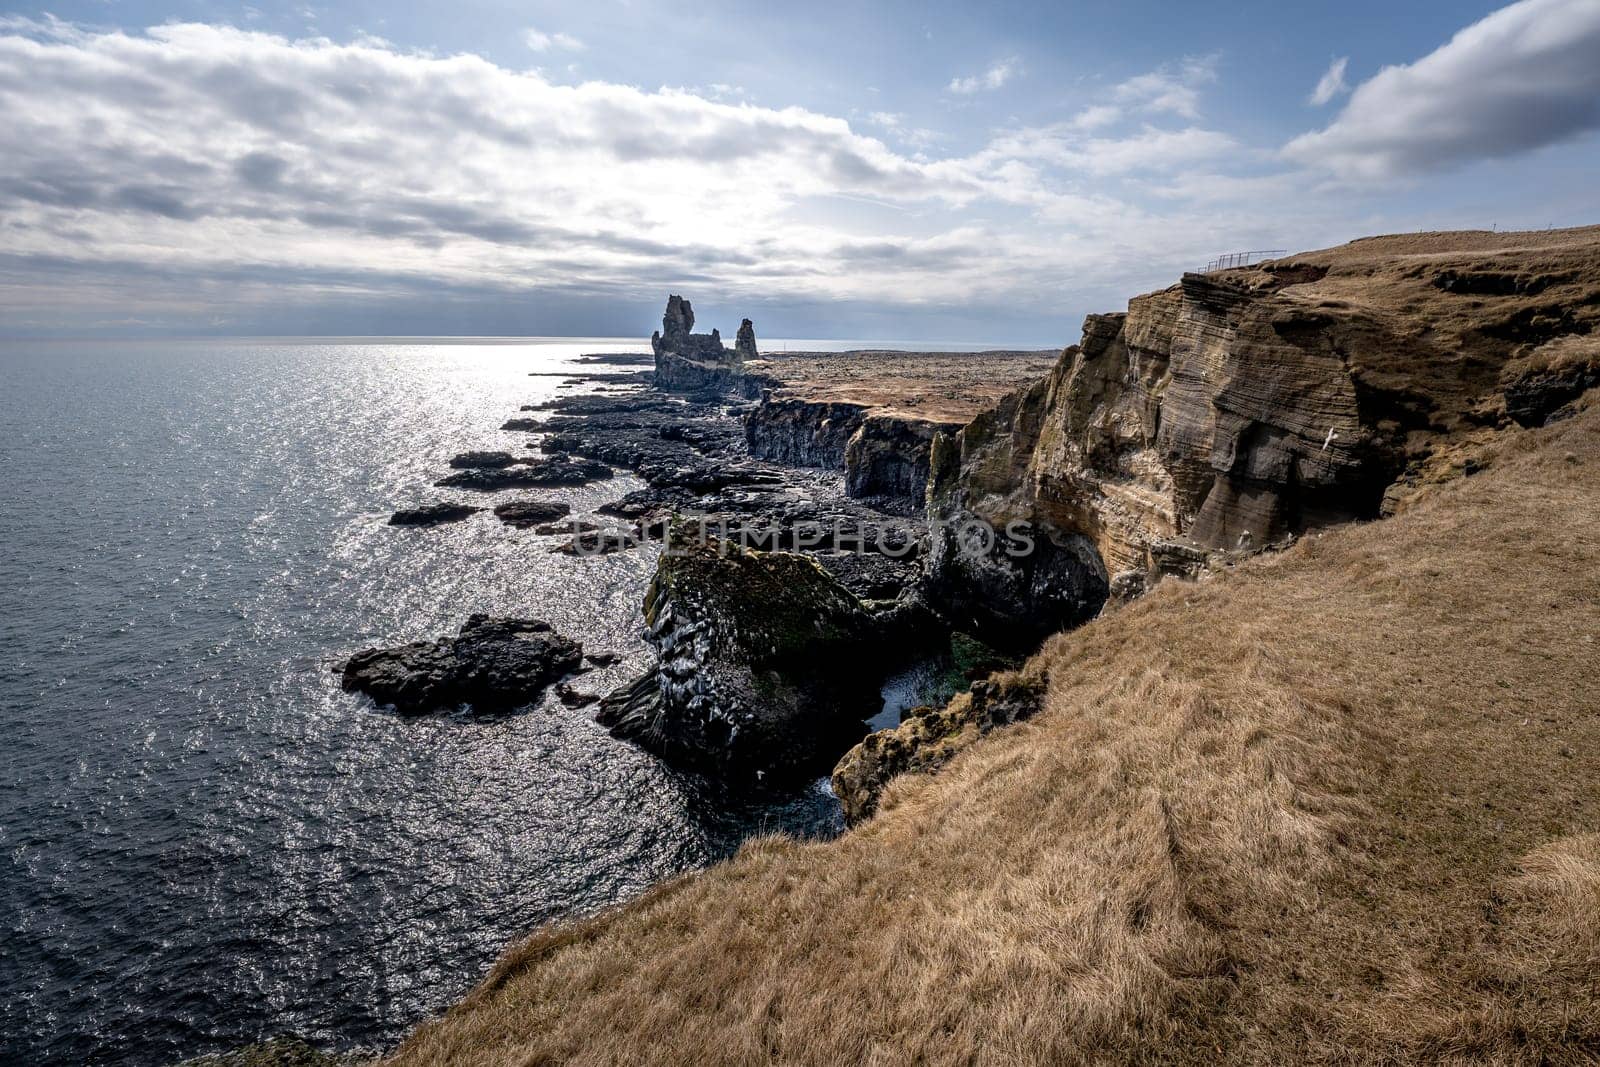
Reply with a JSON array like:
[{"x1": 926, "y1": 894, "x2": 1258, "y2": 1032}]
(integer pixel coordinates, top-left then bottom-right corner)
[{"x1": 388, "y1": 400, "x2": 1600, "y2": 1066}]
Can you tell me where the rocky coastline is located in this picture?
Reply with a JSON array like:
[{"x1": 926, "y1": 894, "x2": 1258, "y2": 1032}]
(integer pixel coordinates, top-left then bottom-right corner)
[
  {"x1": 349, "y1": 295, "x2": 1058, "y2": 806},
  {"x1": 355, "y1": 227, "x2": 1600, "y2": 830},
  {"x1": 274, "y1": 225, "x2": 1600, "y2": 1067}
]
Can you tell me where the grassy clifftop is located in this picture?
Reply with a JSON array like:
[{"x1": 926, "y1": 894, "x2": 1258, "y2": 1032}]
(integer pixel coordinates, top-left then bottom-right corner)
[{"x1": 385, "y1": 391, "x2": 1600, "y2": 1062}]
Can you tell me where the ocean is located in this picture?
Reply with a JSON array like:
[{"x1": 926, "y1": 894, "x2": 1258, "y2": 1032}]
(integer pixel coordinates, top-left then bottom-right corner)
[{"x1": 0, "y1": 339, "x2": 856, "y2": 1065}]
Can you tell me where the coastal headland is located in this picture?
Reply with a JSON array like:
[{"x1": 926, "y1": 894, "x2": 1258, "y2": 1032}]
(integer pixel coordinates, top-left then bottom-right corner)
[{"x1": 333, "y1": 225, "x2": 1600, "y2": 1065}]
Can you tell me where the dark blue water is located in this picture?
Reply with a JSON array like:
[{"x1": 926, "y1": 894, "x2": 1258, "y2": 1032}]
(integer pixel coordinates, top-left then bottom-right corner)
[{"x1": 0, "y1": 340, "x2": 841, "y2": 1065}]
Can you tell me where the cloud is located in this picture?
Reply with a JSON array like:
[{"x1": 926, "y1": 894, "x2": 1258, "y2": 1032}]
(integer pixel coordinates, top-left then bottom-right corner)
[
  {"x1": 863, "y1": 110, "x2": 940, "y2": 149},
  {"x1": 523, "y1": 27, "x2": 583, "y2": 52},
  {"x1": 981, "y1": 123, "x2": 1237, "y2": 176},
  {"x1": 1309, "y1": 56, "x2": 1349, "y2": 106},
  {"x1": 1, "y1": 20, "x2": 1126, "y2": 327},
  {"x1": 1286, "y1": 0, "x2": 1600, "y2": 177},
  {"x1": 1068, "y1": 104, "x2": 1122, "y2": 131},
  {"x1": 1111, "y1": 54, "x2": 1218, "y2": 119},
  {"x1": 0, "y1": 20, "x2": 1464, "y2": 338},
  {"x1": 948, "y1": 57, "x2": 1019, "y2": 94}
]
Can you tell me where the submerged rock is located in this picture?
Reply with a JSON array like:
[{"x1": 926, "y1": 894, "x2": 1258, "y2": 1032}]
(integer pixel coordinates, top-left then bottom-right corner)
[
  {"x1": 597, "y1": 529, "x2": 881, "y2": 778},
  {"x1": 387, "y1": 502, "x2": 481, "y2": 526},
  {"x1": 435, "y1": 458, "x2": 612, "y2": 490},
  {"x1": 341, "y1": 614, "x2": 582, "y2": 714},
  {"x1": 554, "y1": 683, "x2": 600, "y2": 708},
  {"x1": 550, "y1": 528, "x2": 641, "y2": 555},
  {"x1": 492, "y1": 500, "x2": 572, "y2": 528},
  {"x1": 534, "y1": 518, "x2": 601, "y2": 536}
]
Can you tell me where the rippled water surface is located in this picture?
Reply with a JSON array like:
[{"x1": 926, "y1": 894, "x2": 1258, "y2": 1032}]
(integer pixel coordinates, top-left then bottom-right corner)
[{"x1": 0, "y1": 340, "x2": 843, "y2": 1066}]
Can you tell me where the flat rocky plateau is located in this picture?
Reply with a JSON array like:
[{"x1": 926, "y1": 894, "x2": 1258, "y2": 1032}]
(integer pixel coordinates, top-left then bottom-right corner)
[{"x1": 746, "y1": 347, "x2": 1060, "y2": 423}]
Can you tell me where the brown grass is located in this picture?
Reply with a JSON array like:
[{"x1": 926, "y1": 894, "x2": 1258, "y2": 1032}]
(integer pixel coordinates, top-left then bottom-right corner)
[
  {"x1": 386, "y1": 400, "x2": 1600, "y2": 1066},
  {"x1": 748, "y1": 349, "x2": 1061, "y2": 424}
]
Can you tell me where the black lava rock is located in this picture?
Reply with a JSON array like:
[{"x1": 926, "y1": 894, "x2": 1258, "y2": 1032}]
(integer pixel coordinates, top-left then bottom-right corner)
[
  {"x1": 341, "y1": 615, "x2": 583, "y2": 714},
  {"x1": 435, "y1": 458, "x2": 613, "y2": 491},
  {"x1": 387, "y1": 502, "x2": 482, "y2": 527},
  {"x1": 492, "y1": 500, "x2": 573, "y2": 528}
]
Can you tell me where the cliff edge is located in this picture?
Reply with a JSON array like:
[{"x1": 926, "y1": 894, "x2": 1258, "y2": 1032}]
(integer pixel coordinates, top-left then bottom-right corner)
[
  {"x1": 383, "y1": 228, "x2": 1600, "y2": 1066},
  {"x1": 389, "y1": 385, "x2": 1600, "y2": 1067},
  {"x1": 924, "y1": 226, "x2": 1600, "y2": 646}
]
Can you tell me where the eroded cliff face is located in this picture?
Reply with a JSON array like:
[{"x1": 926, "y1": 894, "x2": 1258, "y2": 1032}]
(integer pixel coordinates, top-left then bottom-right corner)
[
  {"x1": 743, "y1": 400, "x2": 973, "y2": 510},
  {"x1": 743, "y1": 394, "x2": 868, "y2": 468},
  {"x1": 926, "y1": 230, "x2": 1600, "y2": 644},
  {"x1": 836, "y1": 226, "x2": 1600, "y2": 824},
  {"x1": 844, "y1": 414, "x2": 963, "y2": 505}
]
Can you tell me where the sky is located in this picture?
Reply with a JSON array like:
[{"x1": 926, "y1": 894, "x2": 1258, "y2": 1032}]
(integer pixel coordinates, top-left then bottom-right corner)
[{"x1": 0, "y1": 0, "x2": 1597, "y2": 342}]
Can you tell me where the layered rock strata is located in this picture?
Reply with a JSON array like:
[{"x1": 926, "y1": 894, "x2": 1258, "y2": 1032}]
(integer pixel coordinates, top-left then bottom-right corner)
[
  {"x1": 926, "y1": 231, "x2": 1600, "y2": 646},
  {"x1": 844, "y1": 224, "x2": 1600, "y2": 817}
]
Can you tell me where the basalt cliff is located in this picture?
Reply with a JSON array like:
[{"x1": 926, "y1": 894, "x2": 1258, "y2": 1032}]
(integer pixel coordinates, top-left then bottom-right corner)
[
  {"x1": 647, "y1": 298, "x2": 1058, "y2": 512},
  {"x1": 842, "y1": 225, "x2": 1600, "y2": 821},
  {"x1": 376, "y1": 227, "x2": 1600, "y2": 1067},
  {"x1": 922, "y1": 227, "x2": 1600, "y2": 647}
]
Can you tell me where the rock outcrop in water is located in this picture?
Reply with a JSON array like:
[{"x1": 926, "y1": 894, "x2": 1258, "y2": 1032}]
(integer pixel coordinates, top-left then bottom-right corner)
[
  {"x1": 387, "y1": 502, "x2": 482, "y2": 526},
  {"x1": 597, "y1": 526, "x2": 882, "y2": 778},
  {"x1": 447, "y1": 451, "x2": 517, "y2": 469},
  {"x1": 491, "y1": 500, "x2": 571, "y2": 527},
  {"x1": 651, "y1": 295, "x2": 747, "y2": 393},
  {"x1": 341, "y1": 615, "x2": 583, "y2": 714},
  {"x1": 435, "y1": 456, "x2": 612, "y2": 490}
]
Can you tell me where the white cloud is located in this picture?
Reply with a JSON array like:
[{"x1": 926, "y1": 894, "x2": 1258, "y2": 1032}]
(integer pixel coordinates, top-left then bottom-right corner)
[
  {"x1": 1286, "y1": 0, "x2": 1600, "y2": 178},
  {"x1": 0, "y1": 21, "x2": 1085, "y2": 319},
  {"x1": 1111, "y1": 54, "x2": 1218, "y2": 119},
  {"x1": 948, "y1": 57, "x2": 1020, "y2": 94},
  {"x1": 982, "y1": 123, "x2": 1237, "y2": 176},
  {"x1": 523, "y1": 26, "x2": 583, "y2": 52},
  {"x1": 1068, "y1": 104, "x2": 1123, "y2": 131},
  {"x1": 1309, "y1": 56, "x2": 1350, "y2": 106},
  {"x1": 0, "y1": 20, "x2": 1463, "y2": 334}
]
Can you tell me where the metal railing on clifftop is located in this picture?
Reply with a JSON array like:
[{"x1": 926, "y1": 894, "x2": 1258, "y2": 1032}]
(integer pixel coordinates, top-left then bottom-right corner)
[{"x1": 1202, "y1": 249, "x2": 1287, "y2": 272}]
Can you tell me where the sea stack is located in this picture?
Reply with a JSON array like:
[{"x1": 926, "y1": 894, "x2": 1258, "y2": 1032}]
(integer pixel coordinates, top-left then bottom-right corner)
[
  {"x1": 651, "y1": 294, "x2": 748, "y2": 393},
  {"x1": 735, "y1": 317, "x2": 759, "y2": 362}
]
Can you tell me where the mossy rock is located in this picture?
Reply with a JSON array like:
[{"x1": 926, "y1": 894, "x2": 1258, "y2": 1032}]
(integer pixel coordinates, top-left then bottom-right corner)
[{"x1": 615, "y1": 521, "x2": 883, "y2": 778}]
